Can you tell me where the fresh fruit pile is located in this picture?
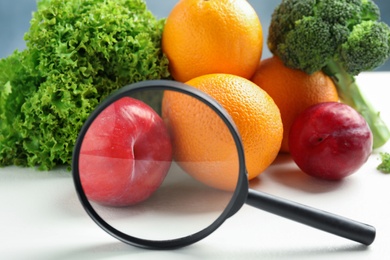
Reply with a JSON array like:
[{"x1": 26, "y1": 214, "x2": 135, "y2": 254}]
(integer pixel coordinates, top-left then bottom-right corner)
[
  {"x1": 160, "y1": 0, "x2": 389, "y2": 184},
  {"x1": 3, "y1": 0, "x2": 390, "y2": 206}
]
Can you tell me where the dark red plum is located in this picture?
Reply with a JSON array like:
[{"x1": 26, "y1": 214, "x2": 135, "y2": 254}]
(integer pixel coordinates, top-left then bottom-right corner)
[
  {"x1": 289, "y1": 102, "x2": 373, "y2": 180},
  {"x1": 79, "y1": 97, "x2": 172, "y2": 206}
]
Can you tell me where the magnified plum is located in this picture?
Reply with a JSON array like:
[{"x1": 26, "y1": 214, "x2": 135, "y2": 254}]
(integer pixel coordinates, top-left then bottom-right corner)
[
  {"x1": 289, "y1": 102, "x2": 373, "y2": 180},
  {"x1": 79, "y1": 97, "x2": 172, "y2": 206}
]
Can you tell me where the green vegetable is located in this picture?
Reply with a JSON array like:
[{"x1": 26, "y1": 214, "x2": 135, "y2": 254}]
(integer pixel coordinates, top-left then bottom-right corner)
[
  {"x1": 377, "y1": 152, "x2": 390, "y2": 173},
  {"x1": 0, "y1": 0, "x2": 170, "y2": 170},
  {"x1": 268, "y1": 0, "x2": 390, "y2": 149}
]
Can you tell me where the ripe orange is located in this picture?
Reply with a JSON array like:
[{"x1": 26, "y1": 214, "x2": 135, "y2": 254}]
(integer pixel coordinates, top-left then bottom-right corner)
[
  {"x1": 162, "y1": 74, "x2": 283, "y2": 190},
  {"x1": 162, "y1": 0, "x2": 263, "y2": 82},
  {"x1": 251, "y1": 56, "x2": 339, "y2": 153}
]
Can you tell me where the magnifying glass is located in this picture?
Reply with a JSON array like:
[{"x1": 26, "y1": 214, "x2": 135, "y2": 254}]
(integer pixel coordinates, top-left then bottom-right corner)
[{"x1": 72, "y1": 80, "x2": 376, "y2": 249}]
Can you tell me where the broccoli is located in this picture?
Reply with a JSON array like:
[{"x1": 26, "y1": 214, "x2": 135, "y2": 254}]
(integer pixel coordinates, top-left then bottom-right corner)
[
  {"x1": 0, "y1": 0, "x2": 170, "y2": 170},
  {"x1": 268, "y1": 0, "x2": 390, "y2": 149},
  {"x1": 377, "y1": 152, "x2": 390, "y2": 173}
]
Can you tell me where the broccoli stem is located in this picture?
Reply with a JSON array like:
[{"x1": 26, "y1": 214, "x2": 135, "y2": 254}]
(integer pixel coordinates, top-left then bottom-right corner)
[{"x1": 323, "y1": 60, "x2": 390, "y2": 149}]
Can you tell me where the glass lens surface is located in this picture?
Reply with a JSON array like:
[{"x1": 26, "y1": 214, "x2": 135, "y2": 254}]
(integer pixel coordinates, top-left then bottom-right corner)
[{"x1": 77, "y1": 88, "x2": 240, "y2": 241}]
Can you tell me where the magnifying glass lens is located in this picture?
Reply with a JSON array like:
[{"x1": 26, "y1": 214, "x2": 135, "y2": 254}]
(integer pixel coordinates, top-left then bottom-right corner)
[{"x1": 77, "y1": 88, "x2": 240, "y2": 242}]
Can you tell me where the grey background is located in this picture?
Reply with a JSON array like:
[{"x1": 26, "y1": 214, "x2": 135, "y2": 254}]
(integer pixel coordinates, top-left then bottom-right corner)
[{"x1": 1, "y1": 0, "x2": 389, "y2": 70}]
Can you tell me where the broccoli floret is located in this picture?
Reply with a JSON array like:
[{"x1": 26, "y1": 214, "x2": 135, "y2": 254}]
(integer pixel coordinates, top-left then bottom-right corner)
[
  {"x1": 277, "y1": 16, "x2": 337, "y2": 74},
  {"x1": 341, "y1": 21, "x2": 390, "y2": 75},
  {"x1": 268, "y1": 0, "x2": 390, "y2": 149},
  {"x1": 377, "y1": 152, "x2": 390, "y2": 173}
]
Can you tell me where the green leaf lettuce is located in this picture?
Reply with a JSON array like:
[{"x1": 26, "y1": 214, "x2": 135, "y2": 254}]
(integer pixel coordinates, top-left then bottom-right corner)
[{"x1": 0, "y1": 0, "x2": 170, "y2": 170}]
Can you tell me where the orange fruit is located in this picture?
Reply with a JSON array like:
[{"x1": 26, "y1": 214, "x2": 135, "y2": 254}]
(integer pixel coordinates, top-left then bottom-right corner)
[
  {"x1": 162, "y1": 74, "x2": 283, "y2": 190},
  {"x1": 251, "y1": 56, "x2": 339, "y2": 153},
  {"x1": 162, "y1": 0, "x2": 263, "y2": 82}
]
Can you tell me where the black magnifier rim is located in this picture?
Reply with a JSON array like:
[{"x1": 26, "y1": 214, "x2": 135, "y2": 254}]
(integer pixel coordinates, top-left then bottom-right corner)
[{"x1": 72, "y1": 79, "x2": 249, "y2": 249}]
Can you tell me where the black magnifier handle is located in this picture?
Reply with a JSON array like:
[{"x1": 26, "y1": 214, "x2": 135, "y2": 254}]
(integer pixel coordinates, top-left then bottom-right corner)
[{"x1": 246, "y1": 189, "x2": 376, "y2": 245}]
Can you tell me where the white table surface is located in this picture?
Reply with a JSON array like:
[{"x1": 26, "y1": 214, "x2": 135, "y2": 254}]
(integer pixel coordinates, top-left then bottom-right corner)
[{"x1": 1, "y1": 72, "x2": 390, "y2": 260}]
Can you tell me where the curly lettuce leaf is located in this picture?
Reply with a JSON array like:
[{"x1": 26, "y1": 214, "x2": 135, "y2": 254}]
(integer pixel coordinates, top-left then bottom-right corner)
[
  {"x1": 377, "y1": 152, "x2": 390, "y2": 173},
  {"x1": 0, "y1": 50, "x2": 41, "y2": 166},
  {"x1": 0, "y1": 0, "x2": 169, "y2": 170}
]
